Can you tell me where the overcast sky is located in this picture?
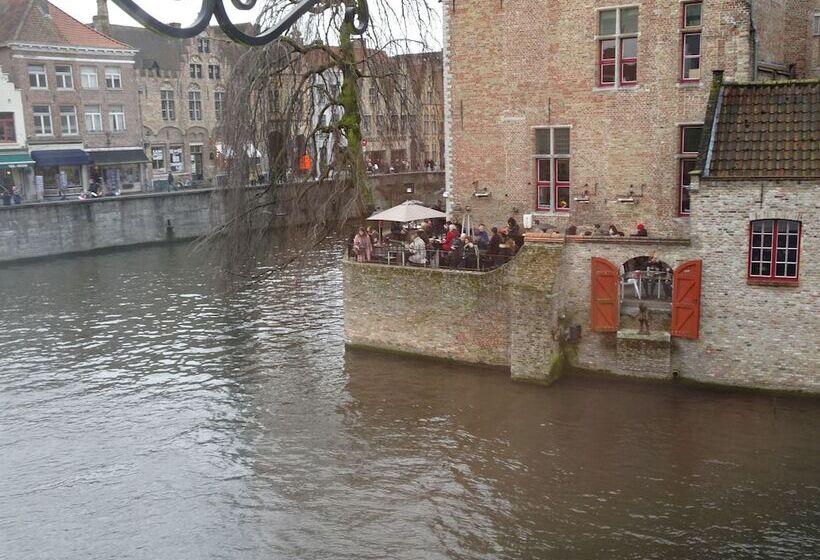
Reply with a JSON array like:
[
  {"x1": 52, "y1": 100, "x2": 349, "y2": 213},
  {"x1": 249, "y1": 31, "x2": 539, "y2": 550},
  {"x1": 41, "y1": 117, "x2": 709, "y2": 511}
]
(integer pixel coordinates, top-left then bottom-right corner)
[{"x1": 50, "y1": 0, "x2": 442, "y2": 46}]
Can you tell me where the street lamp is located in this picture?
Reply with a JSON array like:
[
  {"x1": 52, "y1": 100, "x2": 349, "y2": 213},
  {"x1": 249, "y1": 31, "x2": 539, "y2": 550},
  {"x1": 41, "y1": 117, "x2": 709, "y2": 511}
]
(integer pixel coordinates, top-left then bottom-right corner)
[{"x1": 111, "y1": 0, "x2": 369, "y2": 45}]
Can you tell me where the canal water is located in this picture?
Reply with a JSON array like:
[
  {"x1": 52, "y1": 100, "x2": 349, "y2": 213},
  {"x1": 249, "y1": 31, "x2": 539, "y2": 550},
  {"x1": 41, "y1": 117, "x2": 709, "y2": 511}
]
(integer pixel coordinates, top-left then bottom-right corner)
[{"x1": 1, "y1": 244, "x2": 818, "y2": 559}]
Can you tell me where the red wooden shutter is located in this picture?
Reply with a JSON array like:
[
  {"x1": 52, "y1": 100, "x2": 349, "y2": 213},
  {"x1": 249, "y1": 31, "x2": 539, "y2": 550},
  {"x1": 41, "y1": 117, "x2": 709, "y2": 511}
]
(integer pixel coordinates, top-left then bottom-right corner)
[
  {"x1": 671, "y1": 259, "x2": 702, "y2": 339},
  {"x1": 591, "y1": 257, "x2": 620, "y2": 332}
]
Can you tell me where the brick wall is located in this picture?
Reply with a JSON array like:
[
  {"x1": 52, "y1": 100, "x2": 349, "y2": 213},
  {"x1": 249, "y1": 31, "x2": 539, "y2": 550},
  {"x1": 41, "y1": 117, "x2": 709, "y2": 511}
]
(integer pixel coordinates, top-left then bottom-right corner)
[
  {"x1": 443, "y1": 1, "x2": 817, "y2": 238},
  {"x1": 344, "y1": 243, "x2": 565, "y2": 380}
]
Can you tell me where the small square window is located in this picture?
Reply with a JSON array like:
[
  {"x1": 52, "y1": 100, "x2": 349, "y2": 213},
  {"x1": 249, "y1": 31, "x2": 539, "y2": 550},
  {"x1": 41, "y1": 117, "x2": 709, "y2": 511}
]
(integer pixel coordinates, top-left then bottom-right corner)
[
  {"x1": 554, "y1": 128, "x2": 570, "y2": 154},
  {"x1": 681, "y1": 126, "x2": 702, "y2": 153}
]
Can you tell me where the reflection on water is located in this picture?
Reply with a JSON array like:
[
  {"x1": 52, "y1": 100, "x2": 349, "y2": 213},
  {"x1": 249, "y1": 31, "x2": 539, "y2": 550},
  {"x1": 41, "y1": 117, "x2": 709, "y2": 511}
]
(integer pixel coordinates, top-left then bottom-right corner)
[{"x1": 0, "y1": 244, "x2": 818, "y2": 559}]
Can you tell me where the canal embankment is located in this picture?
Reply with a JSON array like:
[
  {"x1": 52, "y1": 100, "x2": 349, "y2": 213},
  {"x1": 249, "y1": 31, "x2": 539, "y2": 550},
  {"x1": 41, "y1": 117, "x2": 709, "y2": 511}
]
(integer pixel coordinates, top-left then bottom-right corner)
[{"x1": 0, "y1": 172, "x2": 445, "y2": 263}]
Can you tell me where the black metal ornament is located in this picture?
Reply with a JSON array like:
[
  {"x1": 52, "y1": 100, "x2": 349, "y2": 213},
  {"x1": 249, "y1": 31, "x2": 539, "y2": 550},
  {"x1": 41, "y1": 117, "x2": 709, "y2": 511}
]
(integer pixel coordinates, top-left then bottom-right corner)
[{"x1": 110, "y1": 0, "x2": 369, "y2": 45}]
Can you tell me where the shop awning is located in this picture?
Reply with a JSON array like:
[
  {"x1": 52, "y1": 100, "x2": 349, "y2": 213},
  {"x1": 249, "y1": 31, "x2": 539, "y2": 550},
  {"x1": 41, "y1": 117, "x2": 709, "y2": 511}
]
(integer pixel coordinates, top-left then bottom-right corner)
[
  {"x1": 87, "y1": 149, "x2": 149, "y2": 165},
  {"x1": 31, "y1": 149, "x2": 90, "y2": 166},
  {"x1": 0, "y1": 152, "x2": 35, "y2": 168}
]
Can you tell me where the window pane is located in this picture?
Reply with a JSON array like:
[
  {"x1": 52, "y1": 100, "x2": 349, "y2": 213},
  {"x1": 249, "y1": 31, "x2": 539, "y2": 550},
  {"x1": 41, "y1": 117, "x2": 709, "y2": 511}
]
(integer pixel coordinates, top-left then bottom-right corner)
[
  {"x1": 761, "y1": 249, "x2": 771, "y2": 263},
  {"x1": 683, "y1": 56, "x2": 701, "y2": 80},
  {"x1": 621, "y1": 37, "x2": 637, "y2": 59},
  {"x1": 752, "y1": 221, "x2": 763, "y2": 234},
  {"x1": 684, "y1": 33, "x2": 701, "y2": 56},
  {"x1": 601, "y1": 39, "x2": 616, "y2": 60},
  {"x1": 556, "y1": 186, "x2": 570, "y2": 210},
  {"x1": 538, "y1": 186, "x2": 551, "y2": 208},
  {"x1": 775, "y1": 263, "x2": 786, "y2": 277},
  {"x1": 681, "y1": 159, "x2": 697, "y2": 185},
  {"x1": 554, "y1": 128, "x2": 570, "y2": 154},
  {"x1": 601, "y1": 64, "x2": 615, "y2": 84},
  {"x1": 682, "y1": 127, "x2": 702, "y2": 153},
  {"x1": 784, "y1": 220, "x2": 799, "y2": 234},
  {"x1": 760, "y1": 262, "x2": 771, "y2": 276},
  {"x1": 685, "y1": 3, "x2": 702, "y2": 27},
  {"x1": 537, "y1": 159, "x2": 550, "y2": 181},
  {"x1": 555, "y1": 158, "x2": 570, "y2": 182},
  {"x1": 752, "y1": 249, "x2": 761, "y2": 262},
  {"x1": 786, "y1": 264, "x2": 797, "y2": 277},
  {"x1": 620, "y1": 7, "x2": 639, "y2": 33},
  {"x1": 621, "y1": 63, "x2": 637, "y2": 82},
  {"x1": 787, "y1": 249, "x2": 798, "y2": 263},
  {"x1": 535, "y1": 130, "x2": 550, "y2": 154},
  {"x1": 599, "y1": 10, "x2": 616, "y2": 35},
  {"x1": 680, "y1": 186, "x2": 690, "y2": 214}
]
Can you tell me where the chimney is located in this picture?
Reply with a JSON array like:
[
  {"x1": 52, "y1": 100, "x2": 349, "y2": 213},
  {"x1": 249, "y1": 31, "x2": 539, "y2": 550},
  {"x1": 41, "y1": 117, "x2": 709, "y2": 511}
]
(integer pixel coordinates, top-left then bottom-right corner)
[{"x1": 93, "y1": 0, "x2": 111, "y2": 35}]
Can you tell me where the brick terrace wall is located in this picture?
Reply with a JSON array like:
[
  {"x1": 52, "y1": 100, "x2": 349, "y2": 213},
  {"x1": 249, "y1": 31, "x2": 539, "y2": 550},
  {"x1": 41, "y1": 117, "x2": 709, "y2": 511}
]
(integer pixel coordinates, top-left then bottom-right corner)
[
  {"x1": 344, "y1": 243, "x2": 565, "y2": 379},
  {"x1": 679, "y1": 178, "x2": 820, "y2": 392},
  {"x1": 344, "y1": 262, "x2": 513, "y2": 367},
  {"x1": 445, "y1": 1, "x2": 758, "y2": 236}
]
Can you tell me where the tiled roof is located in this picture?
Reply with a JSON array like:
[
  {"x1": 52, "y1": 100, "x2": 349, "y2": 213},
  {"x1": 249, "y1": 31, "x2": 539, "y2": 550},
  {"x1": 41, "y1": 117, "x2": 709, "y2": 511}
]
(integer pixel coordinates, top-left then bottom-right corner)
[
  {"x1": 0, "y1": 1, "x2": 132, "y2": 50},
  {"x1": 107, "y1": 25, "x2": 182, "y2": 70},
  {"x1": 708, "y1": 80, "x2": 820, "y2": 179}
]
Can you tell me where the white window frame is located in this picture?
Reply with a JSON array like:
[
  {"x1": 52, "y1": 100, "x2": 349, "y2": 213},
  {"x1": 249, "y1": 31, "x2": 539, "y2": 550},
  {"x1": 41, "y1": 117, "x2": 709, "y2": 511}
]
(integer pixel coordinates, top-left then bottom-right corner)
[
  {"x1": 160, "y1": 89, "x2": 176, "y2": 121},
  {"x1": 197, "y1": 38, "x2": 210, "y2": 53},
  {"x1": 188, "y1": 90, "x2": 202, "y2": 121},
  {"x1": 33, "y1": 105, "x2": 53, "y2": 135},
  {"x1": 104, "y1": 66, "x2": 122, "y2": 89},
  {"x1": 190, "y1": 63, "x2": 202, "y2": 79},
  {"x1": 813, "y1": 13, "x2": 820, "y2": 36},
  {"x1": 59, "y1": 105, "x2": 78, "y2": 136},
  {"x1": 108, "y1": 105, "x2": 126, "y2": 132},
  {"x1": 28, "y1": 64, "x2": 48, "y2": 89},
  {"x1": 55, "y1": 65, "x2": 74, "y2": 90},
  {"x1": 151, "y1": 146, "x2": 166, "y2": 171},
  {"x1": 84, "y1": 105, "x2": 103, "y2": 132},
  {"x1": 208, "y1": 64, "x2": 221, "y2": 80},
  {"x1": 80, "y1": 66, "x2": 99, "y2": 89}
]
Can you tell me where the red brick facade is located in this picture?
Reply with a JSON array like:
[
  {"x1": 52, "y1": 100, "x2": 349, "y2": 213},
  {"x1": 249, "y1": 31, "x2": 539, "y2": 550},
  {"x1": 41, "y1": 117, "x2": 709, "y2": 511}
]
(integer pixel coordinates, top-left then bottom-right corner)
[{"x1": 444, "y1": 0, "x2": 818, "y2": 237}]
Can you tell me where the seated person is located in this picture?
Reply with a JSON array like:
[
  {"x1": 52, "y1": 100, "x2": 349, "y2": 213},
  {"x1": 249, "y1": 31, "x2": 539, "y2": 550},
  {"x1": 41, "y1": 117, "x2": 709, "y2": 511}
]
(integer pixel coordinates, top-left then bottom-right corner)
[{"x1": 631, "y1": 223, "x2": 648, "y2": 237}]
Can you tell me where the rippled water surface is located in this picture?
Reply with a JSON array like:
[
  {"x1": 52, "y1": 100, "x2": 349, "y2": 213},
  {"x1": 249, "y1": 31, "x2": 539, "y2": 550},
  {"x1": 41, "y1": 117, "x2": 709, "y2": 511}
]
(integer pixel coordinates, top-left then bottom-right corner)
[{"x1": 1, "y1": 244, "x2": 819, "y2": 559}]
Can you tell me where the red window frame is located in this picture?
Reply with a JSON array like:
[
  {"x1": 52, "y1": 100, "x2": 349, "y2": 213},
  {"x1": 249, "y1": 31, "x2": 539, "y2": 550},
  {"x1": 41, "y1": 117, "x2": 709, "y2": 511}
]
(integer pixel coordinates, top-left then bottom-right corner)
[
  {"x1": 599, "y1": 39, "x2": 616, "y2": 86},
  {"x1": 0, "y1": 113, "x2": 15, "y2": 143},
  {"x1": 747, "y1": 219, "x2": 802, "y2": 285},
  {"x1": 678, "y1": 125, "x2": 701, "y2": 216},
  {"x1": 535, "y1": 158, "x2": 570, "y2": 212},
  {"x1": 619, "y1": 38, "x2": 638, "y2": 85},
  {"x1": 680, "y1": 2, "x2": 702, "y2": 82},
  {"x1": 598, "y1": 38, "x2": 638, "y2": 86}
]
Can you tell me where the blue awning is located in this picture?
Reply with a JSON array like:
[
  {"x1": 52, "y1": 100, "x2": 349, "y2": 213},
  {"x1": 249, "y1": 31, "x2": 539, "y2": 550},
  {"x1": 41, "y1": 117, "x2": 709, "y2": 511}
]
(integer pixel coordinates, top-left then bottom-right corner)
[{"x1": 31, "y1": 149, "x2": 90, "y2": 167}]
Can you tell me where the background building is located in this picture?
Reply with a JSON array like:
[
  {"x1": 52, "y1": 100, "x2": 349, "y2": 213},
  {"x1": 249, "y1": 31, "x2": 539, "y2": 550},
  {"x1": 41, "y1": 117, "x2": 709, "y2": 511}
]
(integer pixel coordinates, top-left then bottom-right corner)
[
  {"x1": 99, "y1": 4, "x2": 241, "y2": 189},
  {"x1": 0, "y1": 0, "x2": 148, "y2": 199}
]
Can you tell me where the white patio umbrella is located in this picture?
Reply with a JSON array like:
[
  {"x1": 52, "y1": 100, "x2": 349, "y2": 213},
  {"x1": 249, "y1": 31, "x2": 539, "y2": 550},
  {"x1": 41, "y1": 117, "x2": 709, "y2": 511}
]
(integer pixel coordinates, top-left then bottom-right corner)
[{"x1": 367, "y1": 200, "x2": 446, "y2": 223}]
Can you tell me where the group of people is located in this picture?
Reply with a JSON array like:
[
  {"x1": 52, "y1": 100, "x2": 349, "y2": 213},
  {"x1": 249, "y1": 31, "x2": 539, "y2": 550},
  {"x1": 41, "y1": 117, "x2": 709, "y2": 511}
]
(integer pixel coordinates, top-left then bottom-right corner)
[
  {"x1": 1, "y1": 186, "x2": 22, "y2": 206},
  {"x1": 350, "y1": 216, "x2": 526, "y2": 270},
  {"x1": 564, "y1": 222, "x2": 649, "y2": 237}
]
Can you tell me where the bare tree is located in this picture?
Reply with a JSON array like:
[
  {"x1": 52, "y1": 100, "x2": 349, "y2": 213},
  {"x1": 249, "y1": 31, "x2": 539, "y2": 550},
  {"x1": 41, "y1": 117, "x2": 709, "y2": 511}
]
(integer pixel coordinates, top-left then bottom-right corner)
[{"x1": 207, "y1": 0, "x2": 441, "y2": 280}]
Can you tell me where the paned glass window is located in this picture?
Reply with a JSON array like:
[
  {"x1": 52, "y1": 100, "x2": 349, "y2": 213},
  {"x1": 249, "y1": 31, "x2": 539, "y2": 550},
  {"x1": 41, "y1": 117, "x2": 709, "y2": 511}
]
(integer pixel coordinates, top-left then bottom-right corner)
[
  {"x1": 28, "y1": 64, "x2": 47, "y2": 88},
  {"x1": 208, "y1": 64, "x2": 221, "y2": 80},
  {"x1": 197, "y1": 38, "x2": 210, "y2": 53},
  {"x1": 598, "y1": 7, "x2": 639, "y2": 86},
  {"x1": 188, "y1": 90, "x2": 202, "y2": 120},
  {"x1": 0, "y1": 113, "x2": 16, "y2": 142},
  {"x1": 55, "y1": 65, "x2": 73, "y2": 89},
  {"x1": 80, "y1": 66, "x2": 98, "y2": 89},
  {"x1": 33, "y1": 105, "x2": 52, "y2": 135},
  {"x1": 84, "y1": 105, "x2": 103, "y2": 132},
  {"x1": 681, "y1": 2, "x2": 702, "y2": 81},
  {"x1": 534, "y1": 127, "x2": 571, "y2": 211},
  {"x1": 214, "y1": 91, "x2": 224, "y2": 121},
  {"x1": 749, "y1": 220, "x2": 801, "y2": 281},
  {"x1": 190, "y1": 64, "x2": 202, "y2": 79},
  {"x1": 161, "y1": 89, "x2": 176, "y2": 121},
  {"x1": 105, "y1": 66, "x2": 122, "y2": 89},
  {"x1": 678, "y1": 125, "x2": 702, "y2": 215},
  {"x1": 59, "y1": 105, "x2": 78, "y2": 135},
  {"x1": 108, "y1": 105, "x2": 126, "y2": 132}
]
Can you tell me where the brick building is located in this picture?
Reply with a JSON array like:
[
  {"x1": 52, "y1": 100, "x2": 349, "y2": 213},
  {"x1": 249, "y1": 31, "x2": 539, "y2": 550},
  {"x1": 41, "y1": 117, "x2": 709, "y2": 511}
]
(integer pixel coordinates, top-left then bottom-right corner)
[
  {"x1": 97, "y1": 3, "x2": 241, "y2": 189},
  {"x1": 443, "y1": 0, "x2": 819, "y2": 233},
  {"x1": 0, "y1": 0, "x2": 148, "y2": 199}
]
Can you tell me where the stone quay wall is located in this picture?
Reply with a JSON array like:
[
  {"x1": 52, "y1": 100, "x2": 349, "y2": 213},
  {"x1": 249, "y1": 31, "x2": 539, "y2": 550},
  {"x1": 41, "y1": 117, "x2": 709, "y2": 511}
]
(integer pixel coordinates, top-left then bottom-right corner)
[
  {"x1": 0, "y1": 172, "x2": 444, "y2": 263},
  {"x1": 345, "y1": 234, "x2": 819, "y2": 394},
  {"x1": 0, "y1": 189, "x2": 220, "y2": 262}
]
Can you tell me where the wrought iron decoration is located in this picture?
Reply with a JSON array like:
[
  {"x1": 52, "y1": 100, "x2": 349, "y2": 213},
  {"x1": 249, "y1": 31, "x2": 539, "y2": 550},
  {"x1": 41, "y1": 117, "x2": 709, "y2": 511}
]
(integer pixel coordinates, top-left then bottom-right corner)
[{"x1": 111, "y1": 0, "x2": 369, "y2": 46}]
